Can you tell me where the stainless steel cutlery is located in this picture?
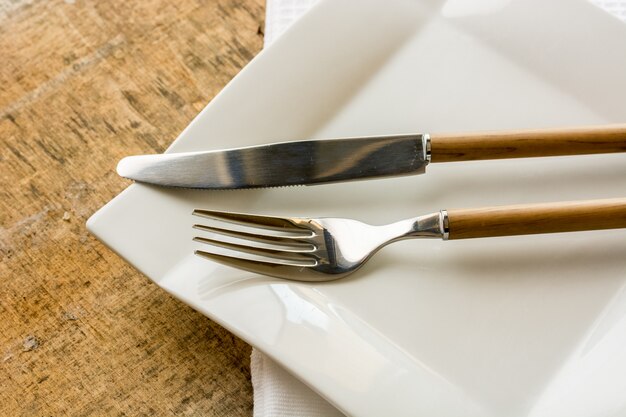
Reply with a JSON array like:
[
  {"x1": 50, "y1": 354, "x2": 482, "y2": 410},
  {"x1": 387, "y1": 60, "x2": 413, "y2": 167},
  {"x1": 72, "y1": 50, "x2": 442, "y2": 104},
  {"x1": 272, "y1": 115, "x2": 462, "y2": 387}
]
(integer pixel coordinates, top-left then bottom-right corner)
[
  {"x1": 193, "y1": 198, "x2": 626, "y2": 281},
  {"x1": 118, "y1": 124, "x2": 626, "y2": 189},
  {"x1": 116, "y1": 123, "x2": 626, "y2": 280}
]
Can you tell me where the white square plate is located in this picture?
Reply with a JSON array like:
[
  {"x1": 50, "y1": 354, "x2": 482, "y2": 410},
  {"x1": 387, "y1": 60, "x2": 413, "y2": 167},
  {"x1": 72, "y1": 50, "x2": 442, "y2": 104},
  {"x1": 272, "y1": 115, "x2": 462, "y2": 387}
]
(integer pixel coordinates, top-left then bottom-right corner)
[{"x1": 88, "y1": 0, "x2": 626, "y2": 415}]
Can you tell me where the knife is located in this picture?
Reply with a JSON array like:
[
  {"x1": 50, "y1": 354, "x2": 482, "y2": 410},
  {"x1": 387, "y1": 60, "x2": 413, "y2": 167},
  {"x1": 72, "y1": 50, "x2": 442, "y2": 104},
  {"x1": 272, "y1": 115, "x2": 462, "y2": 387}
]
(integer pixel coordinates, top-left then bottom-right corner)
[{"x1": 117, "y1": 124, "x2": 626, "y2": 189}]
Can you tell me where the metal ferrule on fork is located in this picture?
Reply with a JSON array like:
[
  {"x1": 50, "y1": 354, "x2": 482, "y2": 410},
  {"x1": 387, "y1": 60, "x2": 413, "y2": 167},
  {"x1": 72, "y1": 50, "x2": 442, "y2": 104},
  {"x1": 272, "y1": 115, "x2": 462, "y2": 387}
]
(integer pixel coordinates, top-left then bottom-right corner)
[
  {"x1": 440, "y1": 210, "x2": 450, "y2": 240},
  {"x1": 410, "y1": 210, "x2": 449, "y2": 240}
]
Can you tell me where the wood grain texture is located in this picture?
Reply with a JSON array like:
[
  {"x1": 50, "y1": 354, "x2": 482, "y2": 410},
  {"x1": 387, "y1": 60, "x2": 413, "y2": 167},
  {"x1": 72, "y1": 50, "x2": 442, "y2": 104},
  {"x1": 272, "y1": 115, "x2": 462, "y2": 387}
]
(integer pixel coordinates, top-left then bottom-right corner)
[
  {"x1": 430, "y1": 124, "x2": 626, "y2": 162},
  {"x1": 447, "y1": 198, "x2": 626, "y2": 239},
  {"x1": 0, "y1": 0, "x2": 264, "y2": 415}
]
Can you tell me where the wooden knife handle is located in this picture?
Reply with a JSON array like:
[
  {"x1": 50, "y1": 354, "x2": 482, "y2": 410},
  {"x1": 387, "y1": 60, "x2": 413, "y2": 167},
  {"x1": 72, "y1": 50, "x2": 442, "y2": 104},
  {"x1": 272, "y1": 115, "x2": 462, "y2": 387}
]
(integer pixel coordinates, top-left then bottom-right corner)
[
  {"x1": 429, "y1": 124, "x2": 626, "y2": 162},
  {"x1": 446, "y1": 198, "x2": 626, "y2": 240}
]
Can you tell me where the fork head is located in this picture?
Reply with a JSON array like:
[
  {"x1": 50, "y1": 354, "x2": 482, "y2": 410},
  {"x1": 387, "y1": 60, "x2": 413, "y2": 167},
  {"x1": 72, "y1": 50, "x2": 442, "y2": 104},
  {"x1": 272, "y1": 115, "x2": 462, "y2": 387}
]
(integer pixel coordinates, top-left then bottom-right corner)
[{"x1": 192, "y1": 209, "x2": 385, "y2": 282}]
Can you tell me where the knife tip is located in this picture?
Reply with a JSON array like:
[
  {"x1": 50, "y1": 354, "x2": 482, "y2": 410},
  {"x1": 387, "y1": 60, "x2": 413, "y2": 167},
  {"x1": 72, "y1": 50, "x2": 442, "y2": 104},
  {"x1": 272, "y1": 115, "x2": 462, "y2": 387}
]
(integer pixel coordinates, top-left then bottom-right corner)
[{"x1": 116, "y1": 156, "x2": 135, "y2": 179}]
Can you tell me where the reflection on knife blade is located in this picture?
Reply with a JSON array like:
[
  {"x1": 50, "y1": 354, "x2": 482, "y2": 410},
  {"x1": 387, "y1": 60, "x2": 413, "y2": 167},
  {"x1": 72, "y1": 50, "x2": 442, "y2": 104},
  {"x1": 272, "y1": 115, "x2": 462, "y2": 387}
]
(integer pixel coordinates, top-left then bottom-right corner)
[{"x1": 116, "y1": 134, "x2": 428, "y2": 189}]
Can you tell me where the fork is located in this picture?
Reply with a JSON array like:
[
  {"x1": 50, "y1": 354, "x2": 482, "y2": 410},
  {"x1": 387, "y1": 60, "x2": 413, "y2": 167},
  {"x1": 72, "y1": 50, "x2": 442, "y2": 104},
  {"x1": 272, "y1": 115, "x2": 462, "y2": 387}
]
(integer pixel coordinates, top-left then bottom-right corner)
[{"x1": 192, "y1": 198, "x2": 626, "y2": 282}]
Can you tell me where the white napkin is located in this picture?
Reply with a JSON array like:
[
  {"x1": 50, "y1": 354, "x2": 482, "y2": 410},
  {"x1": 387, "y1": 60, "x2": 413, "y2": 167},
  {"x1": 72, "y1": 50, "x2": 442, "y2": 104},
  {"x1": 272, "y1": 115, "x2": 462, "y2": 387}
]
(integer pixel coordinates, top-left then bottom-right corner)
[
  {"x1": 251, "y1": 349, "x2": 344, "y2": 417},
  {"x1": 252, "y1": 1, "x2": 626, "y2": 416},
  {"x1": 592, "y1": 0, "x2": 626, "y2": 20},
  {"x1": 250, "y1": 4, "x2": 343, "y2": 417},
  {"x1": 253, "y1": 3, "x2": 345, "y2": 415},
  {"x1": 263, "y1": 0, "x2": 320, "y2": 47}
]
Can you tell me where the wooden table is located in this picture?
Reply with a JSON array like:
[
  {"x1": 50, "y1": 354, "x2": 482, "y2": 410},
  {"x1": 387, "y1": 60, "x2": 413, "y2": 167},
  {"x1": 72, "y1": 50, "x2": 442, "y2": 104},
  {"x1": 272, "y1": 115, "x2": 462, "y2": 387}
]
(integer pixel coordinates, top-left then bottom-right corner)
[{"x1": 0, "y1": 0, "x2": 264, "y2": 414}]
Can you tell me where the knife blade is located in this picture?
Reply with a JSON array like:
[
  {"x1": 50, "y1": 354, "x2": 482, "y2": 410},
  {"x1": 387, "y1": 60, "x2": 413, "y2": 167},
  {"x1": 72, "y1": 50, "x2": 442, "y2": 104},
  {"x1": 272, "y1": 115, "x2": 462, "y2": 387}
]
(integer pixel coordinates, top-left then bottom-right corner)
[{"x1": 116, "y1": 134, "x2": 429, "y2": 189}]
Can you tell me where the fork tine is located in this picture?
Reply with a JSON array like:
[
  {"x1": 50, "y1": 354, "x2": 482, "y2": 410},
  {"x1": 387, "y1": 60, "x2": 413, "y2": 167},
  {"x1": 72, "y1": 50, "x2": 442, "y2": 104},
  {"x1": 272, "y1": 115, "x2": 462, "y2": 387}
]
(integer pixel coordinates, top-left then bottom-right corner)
[
  {"x1": 193, "y1": 209, "x2": 309, "y2": 234},
  {"x1": 195, "y1": 250, "x2": 315, "y2": 278},
  {"x1": 193, "y1": 223, "x2": 316, "y2": 251},
  {"x1": 193, "y1": 236, "x2": 317, "y2": 266}
]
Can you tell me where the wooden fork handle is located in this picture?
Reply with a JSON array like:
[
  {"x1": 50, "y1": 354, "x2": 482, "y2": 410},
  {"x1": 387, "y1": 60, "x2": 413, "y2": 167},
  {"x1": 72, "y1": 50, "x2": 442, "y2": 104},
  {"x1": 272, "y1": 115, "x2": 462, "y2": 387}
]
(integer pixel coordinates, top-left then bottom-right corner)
[
  {"x1": 446, "y1": 198, "x2": 626, "y2": 240},
  {"x1": 429, "y1": 124, "x2": 626, "y2": 162}
]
